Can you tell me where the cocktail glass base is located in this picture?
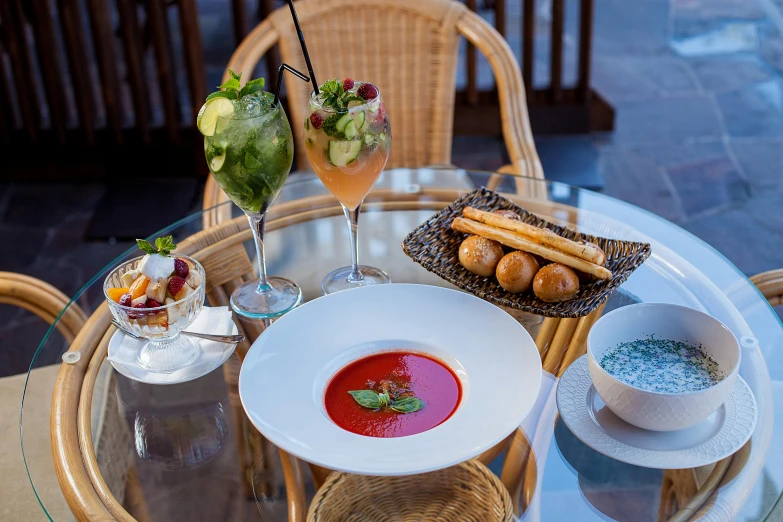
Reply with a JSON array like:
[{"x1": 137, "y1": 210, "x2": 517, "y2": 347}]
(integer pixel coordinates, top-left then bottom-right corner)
[
  {"x1": 230, "y1": 277, "x2": 303, "y2": 319},
  {"x1": 321, "y1": 265, "x2": 391, "y2": 295},
  {"x1": 137, "y1": 335, "x2": 200, "y2": 373}
]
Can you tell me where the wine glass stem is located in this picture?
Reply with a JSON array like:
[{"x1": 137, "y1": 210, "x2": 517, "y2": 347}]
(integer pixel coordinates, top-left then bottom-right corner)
[
  {"x1": 246, "y1": 211, "x2": 271, "y2": 292},
  {"x1": 344, "y1": 203, "x2": 363, "y2": 282}
]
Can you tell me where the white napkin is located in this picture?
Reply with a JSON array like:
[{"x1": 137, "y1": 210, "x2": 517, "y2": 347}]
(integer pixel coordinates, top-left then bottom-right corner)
[{"x1": 108, "y1": 306, "x2": 237, "y2": 384}]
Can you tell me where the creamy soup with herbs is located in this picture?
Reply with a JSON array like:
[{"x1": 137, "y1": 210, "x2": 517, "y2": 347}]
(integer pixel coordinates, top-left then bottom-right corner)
[{"x1": 599, "y1": 337, "x2": 724, "y2": 393}]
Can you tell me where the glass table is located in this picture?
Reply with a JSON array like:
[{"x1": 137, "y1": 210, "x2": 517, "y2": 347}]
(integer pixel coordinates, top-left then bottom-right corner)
[{"x1": 20, "y1": 168, "x2": 782, "y2": 521}]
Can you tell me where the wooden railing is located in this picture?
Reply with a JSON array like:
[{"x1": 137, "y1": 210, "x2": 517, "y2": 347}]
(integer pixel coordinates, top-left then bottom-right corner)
[{"x1": 0, "y1": 0, "x2": 612, "y2": 172}]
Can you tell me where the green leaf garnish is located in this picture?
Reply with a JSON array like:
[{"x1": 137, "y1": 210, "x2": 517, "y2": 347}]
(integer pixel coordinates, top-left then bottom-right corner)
[
  {"x1": 390, "y1": 396, "x2": 424, "y2": 413},
  {"x1": 348, "y1": 389, "x2": 424, "y2": 414},
  {"x1": 205, "y1": 69, "x2": 265, "y2": 104},
  {"x1": 136, "y1": 235, "x2": 176, "y2": 256}
]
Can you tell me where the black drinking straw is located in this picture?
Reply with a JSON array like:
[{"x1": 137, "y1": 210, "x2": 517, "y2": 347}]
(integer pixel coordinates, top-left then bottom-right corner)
[
  {"x1": 286, "y1": 0, "x2": 319, "y2": 95},
  {"x1": 273, "y1": 64, "x2": 310, "y2": 107}
]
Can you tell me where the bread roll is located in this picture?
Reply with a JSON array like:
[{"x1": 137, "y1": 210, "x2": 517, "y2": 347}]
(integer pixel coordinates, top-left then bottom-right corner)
[
  {"x1": 496, "y1": 251, "x2": 539, "y2": 293},
  {"x1": 533, "y1": 263, "x2": 580, "y2": 302},
  {"x1": 459, "y1": 235, "x2": 504, "y2": 277}
]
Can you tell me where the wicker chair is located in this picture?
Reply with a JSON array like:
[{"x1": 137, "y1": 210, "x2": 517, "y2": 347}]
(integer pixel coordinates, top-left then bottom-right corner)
[
  {"x1": 750, "y1": 269, "x2": 783, "y2": 307},
  {"x1": 0, "y1": 272, "x2": 146, "y2": 521},
  {"x1": 202, "y1": 0, "x2": 543, "y2": 226}
]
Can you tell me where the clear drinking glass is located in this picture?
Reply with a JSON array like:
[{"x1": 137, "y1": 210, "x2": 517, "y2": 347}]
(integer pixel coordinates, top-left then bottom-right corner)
[
  {"x1": 204, "y1": 91, "x2": 302, "y2": 318},
  {"x1": 303, "y1": 82, "x2": 392, "y2": 294}
]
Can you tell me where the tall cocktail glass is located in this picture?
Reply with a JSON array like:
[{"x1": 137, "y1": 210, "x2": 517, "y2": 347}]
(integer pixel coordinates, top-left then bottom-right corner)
[
  {"x1": 203, "y1": 91, "x2": 302, "y2": 318},
  {"x1": 303, "y1": 80, "x2": 391, "y2": 294}
]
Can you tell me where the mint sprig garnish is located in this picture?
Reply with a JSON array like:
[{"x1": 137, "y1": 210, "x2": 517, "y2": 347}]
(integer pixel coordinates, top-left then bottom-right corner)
[
  {"x1": 205, "y1": 69, "x2": 265, "y2": 102},
  {"x1": 348, "y1": 389, "x2": 424, "y2": 414},
  {"x1": 137, "y1": 235, "x2": 176, "y2": 256},
  {"x1": 319, "y1": 78, "x2": 363, "y2": 111}
]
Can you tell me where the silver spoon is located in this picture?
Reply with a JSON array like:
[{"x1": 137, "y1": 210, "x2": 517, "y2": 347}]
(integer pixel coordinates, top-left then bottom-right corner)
[{"x1": 111, "y1": 319, "x2": 245, "y2": 344}]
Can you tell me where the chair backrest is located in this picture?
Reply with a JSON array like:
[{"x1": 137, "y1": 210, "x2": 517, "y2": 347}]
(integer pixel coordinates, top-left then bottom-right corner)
[
  {"x1": 0, "y1": 272, "x2": 88, "y2": 342},
  {"x1": 203, "y1": 0, "x2": 543, "y2": 221}
]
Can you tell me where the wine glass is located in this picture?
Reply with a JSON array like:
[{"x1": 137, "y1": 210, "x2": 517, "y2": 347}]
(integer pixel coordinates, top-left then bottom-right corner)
[
  {"x1": 203, "y1": 91, "x2": 302, "y2": 318},
  {"x1": 303, "y1": 80, "x2": 392, "y2": 294}
]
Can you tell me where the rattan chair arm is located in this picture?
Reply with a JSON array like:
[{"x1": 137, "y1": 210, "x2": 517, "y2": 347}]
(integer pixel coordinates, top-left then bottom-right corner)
[
  {"x1": 750, "y1": 268, "x2": 783, "y2": 306},
  {"x1": 279, "y1": 449, "x2": 307, "y2": 522},
  {"x1": 664, "y1": 456, "x2": 733, "y2": 522}
]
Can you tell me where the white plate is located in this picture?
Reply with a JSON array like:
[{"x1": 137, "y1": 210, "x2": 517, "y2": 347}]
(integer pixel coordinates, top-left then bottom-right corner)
[
  {"x1": 239, "y1": 284, "x2": 542, "y2": 476},
  {"x1": 108, "y1": 322, "x2": 239, "y2": 385},
  {"x1": 557, "y1": 356, "x2": 757, "y2": 469}
]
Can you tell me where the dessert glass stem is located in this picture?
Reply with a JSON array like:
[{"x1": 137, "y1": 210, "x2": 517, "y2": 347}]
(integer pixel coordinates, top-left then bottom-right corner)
[
  {"x1": 343, "y1": 204, "x2": 363, "y2": 282},
  {"x1": 247, "y1": 211, "x2": 271, "y2": 292}
]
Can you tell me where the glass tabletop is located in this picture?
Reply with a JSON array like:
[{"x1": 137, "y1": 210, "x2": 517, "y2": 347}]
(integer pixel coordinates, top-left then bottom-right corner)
[{"x1": 21, "y1": 167, "x2": 782, "y2": 522}]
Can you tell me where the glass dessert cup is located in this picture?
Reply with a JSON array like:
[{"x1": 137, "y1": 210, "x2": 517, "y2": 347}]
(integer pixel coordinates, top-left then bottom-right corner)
[
  {"x1": 303, "y1": 82, "x2": 392, "y2": 294},
  {"x1": 204, "y1": 92, "x2": 302, "y2": 318},
  {"x1": 104, "y1": 255, "x2": 206, "y2": 373}
]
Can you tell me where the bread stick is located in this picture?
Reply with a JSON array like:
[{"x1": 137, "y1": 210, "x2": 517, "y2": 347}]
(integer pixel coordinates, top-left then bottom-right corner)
[
  {"x1": 463, "y1": 206, "x2": 605, "y2": 265},
  {"x1": 452, "y1": 217, "x2": 613, "y2": 280}
]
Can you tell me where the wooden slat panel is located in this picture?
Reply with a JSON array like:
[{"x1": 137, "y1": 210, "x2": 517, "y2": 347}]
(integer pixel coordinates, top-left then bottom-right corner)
[
  {"x1": 2, "y1": 0, "x2": 38, "y2": 141},
  {"x1": 550, "y1": 0, "x2": 564, "y2": 103},
  {"x1": 177, "y1": 0, "x2": 206, "y2": 120},
  {"x1": 522, "y1": 0, "x2": 534, "y2": 98},
  {"x1": 116, "y1": 0, "x2": 150, "y2": 142},
  {"x1": 577, "y1": 0, "x2": 594, "y2": 103},
  {"x1": 465, "y1": 0, "x2": 478, "y2": 105},
  {"x1": 86, "y1": 0, "x2": 123, "y2": 143},
  {"x1": 146, "y1": 0, "x2": 180, "y2": 142},
  {"x1": 232, "y1": 0, "x2": 248, "y2": 47},
  {"x1": 494, "y1": 0, "x2": 506, "y2": 38},
  {"x1": 57, "y1": 0, "x2": 95, "y2": 144},
  {"x1": 30, "y1": 0, "x2": 68, "y2": 143}
]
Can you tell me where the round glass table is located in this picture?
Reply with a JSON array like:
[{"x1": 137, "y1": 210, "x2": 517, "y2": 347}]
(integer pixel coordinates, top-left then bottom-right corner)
[{"x1": 21, "y1": 168, "x2": 782, "y2": 521}]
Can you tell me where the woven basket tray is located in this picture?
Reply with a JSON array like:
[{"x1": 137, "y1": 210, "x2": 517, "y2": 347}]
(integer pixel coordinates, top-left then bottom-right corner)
[{"x1": 402, "y1": 188, "x2": 651, "y2": 318}]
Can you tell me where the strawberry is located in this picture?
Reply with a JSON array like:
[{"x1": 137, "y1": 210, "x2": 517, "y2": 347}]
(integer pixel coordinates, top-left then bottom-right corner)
[
  {"x1": 129, "y1": 303, "x2": 147, "y2": 319},
  {"x1": 174, "y1": 258, "x2": 189, "y2": 278},
  {"x1": 309, "y1": 112, "x2": 324, "y2": 130},
  {"x1": 342, "y1": 78, "x2": 355, "y2": 91},
  {"x1": 168, "y1": 276, "x2": 186, "y2": 297},
  {"x1": 146, "y1": 299, "x2": 163, "y2": 308},
  {"x1": 118, "y1": 293, "x2": 132, "y2": 307},
  {"x1": 357, "y1": 83, "x2": 378, "y2": 100}
]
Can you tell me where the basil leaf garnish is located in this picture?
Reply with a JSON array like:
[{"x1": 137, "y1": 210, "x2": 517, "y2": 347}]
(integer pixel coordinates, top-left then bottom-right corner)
[
  {"x1": 379, "y1": 391, "x2": 391, "y2": 407},
  {"x1": 390, "y1": 396, "x2": 425, "y2": 413},
  {"x1": 348, "y1": 390, "x2": 382, "y2": 409}
]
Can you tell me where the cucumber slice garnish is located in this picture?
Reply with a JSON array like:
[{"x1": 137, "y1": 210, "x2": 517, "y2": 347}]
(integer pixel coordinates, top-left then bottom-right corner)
[
  {"x1": 335, "y1": 114, "x2": 352, "y2": 133},
  {"x1": 210, "y1": 152, "x2": 226, "y2": 171},
  {"x1": 352, "y1": 111, "x2": 366, "y2": 131},
  {"x1": 328, "y1": 140, "x2": 362, "y2": 167},
  {"x1": 344, "y1": 120, "x2": 357, "y2": 139}
]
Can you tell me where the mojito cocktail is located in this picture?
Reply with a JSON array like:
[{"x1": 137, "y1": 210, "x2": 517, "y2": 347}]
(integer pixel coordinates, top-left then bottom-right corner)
[{"x1": 199, "y1": 72, "x2": 302, "y2": 318}]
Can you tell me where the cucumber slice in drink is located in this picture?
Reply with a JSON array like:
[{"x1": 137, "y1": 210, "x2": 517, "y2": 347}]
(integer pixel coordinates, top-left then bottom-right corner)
[
  {"x1": 344, "y1": 120, "x2": 357, "y2": 139},
  {"x1": 352, "y1": 111, "x2": 366, "y2": 130},
  {"x1": 210, "y1": 152, "x2": 226, "y2": 171},
  {"x1": 335, "y1": 114, "x2": 352, "y2": 133},
  {"x1": 328, "y1": 140, "x2": 362, "y2": 167},
  {"x1": 197, "y1": 98, "x2": 235, "y2": 136}
]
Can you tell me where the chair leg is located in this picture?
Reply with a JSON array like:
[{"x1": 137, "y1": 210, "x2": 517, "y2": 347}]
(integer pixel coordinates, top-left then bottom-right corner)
[{"x1": 124, "y1": 464, "x2": 151, "y2": 522}]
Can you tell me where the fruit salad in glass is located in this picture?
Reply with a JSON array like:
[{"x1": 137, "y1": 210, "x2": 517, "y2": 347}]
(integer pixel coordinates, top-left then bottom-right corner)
[{"x1": 104, "y1": 236, "x2": 206, "y2": 372}]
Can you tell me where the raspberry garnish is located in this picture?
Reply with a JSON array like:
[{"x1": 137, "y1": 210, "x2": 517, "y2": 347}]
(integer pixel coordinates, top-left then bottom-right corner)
[
  {"x1": 174, "y1": 258, "x2": 189, "y2": 278},
  {"x1": 357, "y1": 83, "x2": 378, "y2": 100},
  {"x1": 119, "y1": 293, "x2": 132, "y2": 307},
  {"x1": 129, "y1": 302, "x2": 147, "y2": 319},
  {"x1": 342, "y1": 78, "x2": 355, "y2": 91},
  {"x1": 309, "y1": 112, "x2": 324, "y2": 129},
  {"x1": 146, "y1": 299, "x2": 163, "y2": 308},
  {"x1": 168, "y1": 276, "x2": 186, "y2": 296}
]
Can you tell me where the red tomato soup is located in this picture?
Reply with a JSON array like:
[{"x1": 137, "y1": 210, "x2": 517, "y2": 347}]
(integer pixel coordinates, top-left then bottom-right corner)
[{"x1": 324, "y1": 351, "x2": 462, "y2": 438}]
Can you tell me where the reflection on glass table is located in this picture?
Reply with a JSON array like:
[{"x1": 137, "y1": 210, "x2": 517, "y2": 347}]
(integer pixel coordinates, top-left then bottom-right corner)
[{"x1": 19, "y1": 168, "x2": 782, "y2": 522}]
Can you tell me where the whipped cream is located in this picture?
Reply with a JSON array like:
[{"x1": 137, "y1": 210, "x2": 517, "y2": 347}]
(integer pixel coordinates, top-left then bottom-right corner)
[{"x1": 138, "y1": 254, "x2": 175, "y2": 280}]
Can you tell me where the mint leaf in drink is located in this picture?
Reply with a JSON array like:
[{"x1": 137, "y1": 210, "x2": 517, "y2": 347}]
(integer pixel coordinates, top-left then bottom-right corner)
[
  {"x1": 136, "y1": 239, "x2": 157, "y2": 255},
  {"x1": 244, "y1": 152, "x2": 263, "y2": 171},
  {"x1": 219, "y1": 77, "x2": 241, "y2": 92},
  {"x1": 349, "y1": 390, "x2": 383, "y2": 409},
  {"x1": 206, "y1": 90, "x2": 238, "y2": 102},
  {"x1": 240, "y1": 77, "x2": 266, "y2": 97},
  {"x1": 390, "y1": 396, "x2": 424, "y2": 413}
]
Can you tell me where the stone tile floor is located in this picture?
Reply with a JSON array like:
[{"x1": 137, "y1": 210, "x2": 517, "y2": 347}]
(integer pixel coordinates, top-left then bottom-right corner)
[{"x1": 2, "y1": 1, "x2": 783, "y2": 519}]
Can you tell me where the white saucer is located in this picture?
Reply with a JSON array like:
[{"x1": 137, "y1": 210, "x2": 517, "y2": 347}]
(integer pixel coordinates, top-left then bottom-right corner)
[
  {"x1": 108, "y1": 322, "x2": 239, "y2": 385},
  {"x1": 557, "y1": 356, "x2": 757, "y2": 469}
]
